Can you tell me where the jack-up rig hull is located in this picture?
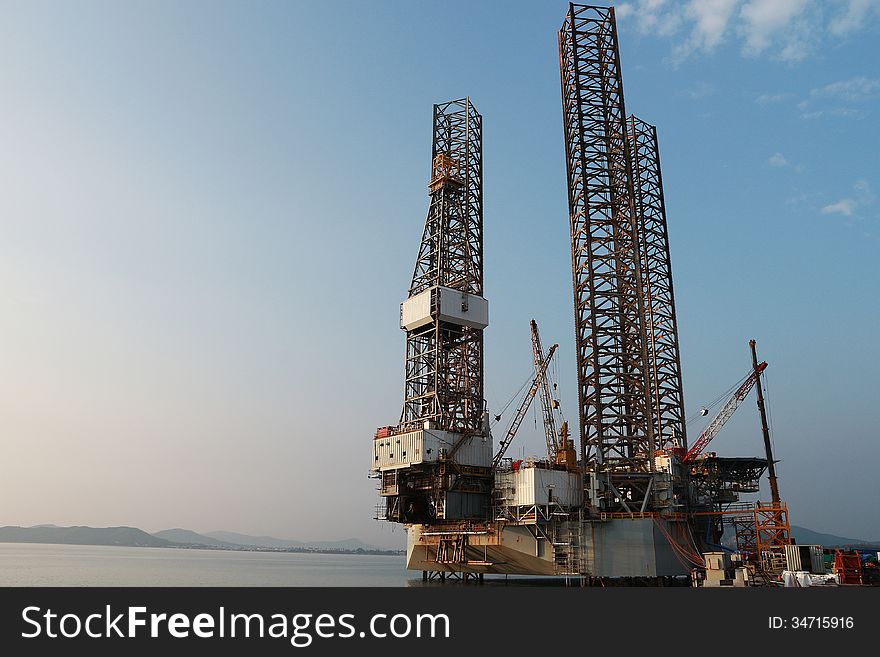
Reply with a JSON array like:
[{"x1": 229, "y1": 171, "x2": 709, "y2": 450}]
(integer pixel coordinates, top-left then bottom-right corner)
[{"x1": 406, "y1": 519, "x2": 692, "y2": 578}]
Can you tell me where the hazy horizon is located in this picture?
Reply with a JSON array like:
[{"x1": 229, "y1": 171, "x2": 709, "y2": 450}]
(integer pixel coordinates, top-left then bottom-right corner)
[
  {"x1": 4, "y1": 520, "x2": 877, "y2": 547},
  {"x1": 2, "y1": 1, "x2": 878, "y2": 550}
]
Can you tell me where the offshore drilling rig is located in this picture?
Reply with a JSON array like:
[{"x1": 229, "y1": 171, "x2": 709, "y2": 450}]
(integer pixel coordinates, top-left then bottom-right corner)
[{"x1": 371, "y1": 4, "x2": 791, "y2": 584}]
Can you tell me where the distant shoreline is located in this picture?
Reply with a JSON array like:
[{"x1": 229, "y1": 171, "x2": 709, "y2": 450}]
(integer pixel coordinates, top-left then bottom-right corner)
[
  {"x1": 159, "y1": 543, "x2": 405, "y2": 557},
  {"x1": 0, "y1": 540, "x2": 405, "y2": 557},
  {"x1": 0, "y1": 526, "x2": 404, "y2": 556}
]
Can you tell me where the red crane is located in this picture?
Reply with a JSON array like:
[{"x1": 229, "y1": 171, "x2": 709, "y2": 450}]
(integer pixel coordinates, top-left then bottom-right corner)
[{"x1": 682, "y1": 361, "x2": 768, "y2": 463}]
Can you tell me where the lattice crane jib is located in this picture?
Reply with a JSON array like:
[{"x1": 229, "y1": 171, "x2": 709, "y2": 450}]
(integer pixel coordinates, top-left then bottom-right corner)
[
  {"x1": 628, "y1": 116, "x2": 687, "y2": 452},
  {"x1": 493, "y1": 343, "x2": 558, "y2": 468},
  {"x1": 558, "y1": 4, "x2": 656, "y2": 507},
  {"x1": 683, "y1": 361, "x2": 767, "y2": 463},
  {"x1": 531, "y1": 319, "x2": 560, "y2": 459},
  {"x1": 400, "y1": 99, "x2": 486, "y2": 437}
]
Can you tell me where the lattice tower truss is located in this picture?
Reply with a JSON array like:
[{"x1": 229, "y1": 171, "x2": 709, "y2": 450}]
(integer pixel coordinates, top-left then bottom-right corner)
[
  {"x1": 400, "y1": 98, "x2": 486, "y2": 436},
  {"x1": 559, "y1": 4, "x2": 686, "y2": 509},
  {"x1": 628, "y1": 115, "x2": 687, "y2": 451}
]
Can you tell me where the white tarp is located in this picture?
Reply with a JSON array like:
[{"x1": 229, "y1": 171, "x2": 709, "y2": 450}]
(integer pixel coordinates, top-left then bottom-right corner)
[{"x1": 782, "y1": 570, "x2": 839, "y2": 587}]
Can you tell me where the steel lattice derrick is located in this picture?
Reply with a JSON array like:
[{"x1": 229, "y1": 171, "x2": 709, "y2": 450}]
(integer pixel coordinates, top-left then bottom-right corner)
[
  {"x1": 401, "y1": 99, "x2": 485, "y2": 435},
  {"x1": 558, "y1": 4, "x2": 655, "y2": 487},
  {"x1": 628, "y1": 115, "x2": 687, "y2": 451},
  {"x1": 410, "y1": 99, "x2": 483, "y2": 297}
]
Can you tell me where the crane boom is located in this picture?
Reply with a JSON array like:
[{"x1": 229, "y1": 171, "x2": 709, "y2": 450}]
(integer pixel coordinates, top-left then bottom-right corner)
[
  {"x1": 493, "y1": 343, "x2": 558, "y2": 468},
  {"x1": 682, "y1": 361, "x2": 768, "y2": 463},
  {"x1": 531, "y1": 320, "x2": 559, "y2": 459}
]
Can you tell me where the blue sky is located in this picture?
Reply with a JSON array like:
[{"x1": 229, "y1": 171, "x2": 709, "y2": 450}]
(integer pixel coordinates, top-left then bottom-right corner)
[{"x1": 0, "y1": 0, "x2": 878, "y2": 547}]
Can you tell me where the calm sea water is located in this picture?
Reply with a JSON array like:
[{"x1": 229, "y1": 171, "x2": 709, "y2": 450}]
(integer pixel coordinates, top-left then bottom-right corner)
[{"x1": 0, "y1": 543, "x2": 412, "y2": 587}]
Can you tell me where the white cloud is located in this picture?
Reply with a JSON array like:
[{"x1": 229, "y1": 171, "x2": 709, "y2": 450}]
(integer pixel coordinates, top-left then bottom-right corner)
[
  {"x1": 800, "y1": 108, "x2": 864, "y2": 119},
  {"x1": 615, "y1": 0, "x2": 877, "y2": 63},
  {"x1": 777, "y1": 27, "x2": 812, "y2": 62},
  {"x1": 739, "y1": 0, "x2": 811, "y2": 56},
  {"x1": 678, "y1": 0, "x2": 740, "y2": 55},
  {"x1": 685, "y1": 81, "x2": 715, "y2": 99},
  {"x1": 767, "y1": 153, "x2": 789, "y2": 167},
  {"x1": 821, "y1": 199, "x2": 856, "y2": 215},
  {"x1": 755, "y1": 93, "x2": 788, "y2": 104},
  {"x1": 797, "y1": 76, "x2": 879, "y2": 120},
  {"x1": 655, "y1": 10, "x2": 685, "y2": 36},
  {"x1": 616, "y1": 3, "x2": 635, "y2": 20},
  {"x1": 689, "y1": 0, "x2": 741, "y2": 48},
  {"x1": 666, "y1": 0, "x2": 741, "y2": 64},
  {"x1": 853, "y1": 178, "x2": 875, "y2": 205},
  {"x1": 820, "y1": 180, "x2": 875, "y2": 217},
  {"x1": 622, "y1": 0, "x2": 684, "y2": 37},
  {"x1": 810, "y1": 76, "x2": 880, "y2": 101},
  {"x1": 830, "y1": 0, "x2": 880, "y2": 37}
]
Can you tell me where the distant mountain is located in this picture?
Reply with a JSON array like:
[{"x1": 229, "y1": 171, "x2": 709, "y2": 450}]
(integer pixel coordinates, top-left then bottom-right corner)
[
  {"x1": 151, "y1": 529, "x2": 235, "y2": 547},
  {"x1": 721, "y1": 524, "x2": 878, "y2": 550},
  {"x1": 204, "y1": 531, "x2": 382, "y2": 551},
  {"x1": 791, "y1": 525, "x2": 878, "y2": 548},
  {"x1": 0, "y1": 524, "x2": 393, "y2": 552},
  {"x1": 204, "y1": 531, "x2": 305, "y2": 549},
  {"x1": 0, "y1": 525, "x2": 173, "y2": 548},
  {"x1": 306, "y1": 538, "x2": 384, "y2": 551}
]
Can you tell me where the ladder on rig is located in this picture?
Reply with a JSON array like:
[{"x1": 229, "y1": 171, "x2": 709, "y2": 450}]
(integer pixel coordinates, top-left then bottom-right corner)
[{"x1": 553, "y1": 520, "x2": 584, "y2": 576}]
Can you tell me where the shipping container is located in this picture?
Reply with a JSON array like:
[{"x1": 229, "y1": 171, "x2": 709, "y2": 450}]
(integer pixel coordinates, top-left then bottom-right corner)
[{"x1": 784, "y1": 544, "x2": 825, "y2": 573}]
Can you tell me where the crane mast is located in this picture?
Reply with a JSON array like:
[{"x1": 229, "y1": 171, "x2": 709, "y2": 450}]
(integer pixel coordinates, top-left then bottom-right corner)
[
  {"x1": 531, "y1": 320, "x2": 560, "y2": 459},
  {"x1": 493, "y1": 343, "x2": 558, "y2": 467},
  {"x1": 750, "y1": 340, "x2": 780, "y2": 504}
]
